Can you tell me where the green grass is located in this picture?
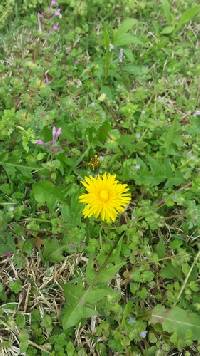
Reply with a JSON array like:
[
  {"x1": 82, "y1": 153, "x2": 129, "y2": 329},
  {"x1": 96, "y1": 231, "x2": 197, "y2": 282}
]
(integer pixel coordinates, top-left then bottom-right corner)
[{"x1": 0, "y1": 0, "x2": 200, "y2": 355}]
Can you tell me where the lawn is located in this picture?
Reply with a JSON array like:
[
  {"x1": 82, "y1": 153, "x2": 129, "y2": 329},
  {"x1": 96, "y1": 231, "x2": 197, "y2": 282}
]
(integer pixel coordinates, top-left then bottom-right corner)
[{"x1": 0, "y1": 0, "x2": 200, "y2": 355}]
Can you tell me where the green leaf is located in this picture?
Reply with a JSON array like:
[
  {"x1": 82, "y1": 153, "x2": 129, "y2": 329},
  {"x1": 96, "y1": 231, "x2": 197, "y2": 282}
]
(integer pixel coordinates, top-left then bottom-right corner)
[
  {"x1": 62, "y1": 281, "x2": 118, "y2": 330},
  {"x1": 160, "y1": 122, "x2": 182, "y2": 154},
  {"x1": 0, "y1": 282, "x2": 3, "y2": 294},
  {"x1": 161, "y1": 26, "x2": 174, "y2": 35},
  {"x1": 133, "y1": 158, "x2": 173, "y2": 186},
  {"x1": 84, "y1": 287, "x2": 114, "y2": 304},
  {"x1": 0, "y1": 233, "x2": 16, "y2": 255},
  {"x1": 116, "y1": 18, "x2": 138, "y2": 33},
  {"x1": 113, "y1": 18, "x2": 139, "y2": 46},
  {"x1": 151, "y1": 305, "x2": 200, "y2": 341},
  {"x1": 160, "y1": 262, "x2": 182, "y2": 280},
  {"x1": 155, "y1": 239, "x2": 166, "y2": 259},
  {"x1": 175, "y1": 5, "x2": 200, "y2": 32},
  {"x1": 161, "y1": 0, "x2": 173, "y2": 23},
  {"x1": 19, "y1": 330, "x2": 29, "y2": 353},
  {"x1": 62, "y1": 284, "x2": 95, "y2": 329},
  {"x1": 97, "y1": 263, "x2": 122, "y2": 283},
  {"x1": 122, "y1": 64, "x2": 148, "y2": 77},
  {"x1": 43, "y1": 239, "x2": 65, "y2": 263},
  {"x1": 113, "y1": 34, "x2": 142, "y2": 46},
  {"x1": 32, "y1": 181, "x2": 63, "y2": 209},
  {"x1": 9, "y1": 280, "x2": 22, "y2": 294}
]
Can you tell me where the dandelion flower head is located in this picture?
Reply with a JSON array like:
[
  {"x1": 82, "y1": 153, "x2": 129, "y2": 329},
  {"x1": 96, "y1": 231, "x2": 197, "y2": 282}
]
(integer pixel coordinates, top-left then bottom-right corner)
[{"x1": 79, "y1": 173, "x2": 131, "y2": 222}]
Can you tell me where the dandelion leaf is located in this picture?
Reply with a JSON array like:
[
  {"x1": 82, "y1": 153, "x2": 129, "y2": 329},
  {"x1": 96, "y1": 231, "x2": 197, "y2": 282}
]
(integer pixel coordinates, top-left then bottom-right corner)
[{"x1": 151, "y1": 305, "x2": 200, "y2": 341}]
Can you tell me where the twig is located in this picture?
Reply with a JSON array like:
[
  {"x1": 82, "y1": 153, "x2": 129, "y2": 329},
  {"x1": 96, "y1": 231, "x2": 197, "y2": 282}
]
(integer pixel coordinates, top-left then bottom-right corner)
[
  {"x1": 28, "y1": 340, "x2": 50, "y2": 353},
  {"x1": 37, "y1": 13, "x2": 42, "y2": 33},
  {"x1": 24, "y1": 283, "x2": 31, "y2": 313}
]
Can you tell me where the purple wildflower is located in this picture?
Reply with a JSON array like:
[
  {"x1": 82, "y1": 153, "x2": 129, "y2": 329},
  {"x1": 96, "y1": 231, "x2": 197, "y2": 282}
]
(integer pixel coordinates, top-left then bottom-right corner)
[
  {"x1": 51, "y1": 0, "x2": 57, "y2": 6},
  {"x1": 35, "y1": 139, "x2": 44, "y2": 145},
  {"x1": 140, "y1": 331, "x2": 147, "y2": 338},
  {"x1": 52, "y1": 23, "x2": 60, "y2": 31},
  {"x1": 54, "y1": 8, "x2": 61, "y2": 17},
  {"x1": 52, "y1": 126, "x2": 61, "y2": 144}
]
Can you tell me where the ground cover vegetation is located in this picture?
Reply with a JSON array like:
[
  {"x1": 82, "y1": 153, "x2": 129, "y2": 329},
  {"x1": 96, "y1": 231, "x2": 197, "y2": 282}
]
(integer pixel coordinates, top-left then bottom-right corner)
[{"x1": 0, "y1": 0, "x2": 200, "y2": 355}]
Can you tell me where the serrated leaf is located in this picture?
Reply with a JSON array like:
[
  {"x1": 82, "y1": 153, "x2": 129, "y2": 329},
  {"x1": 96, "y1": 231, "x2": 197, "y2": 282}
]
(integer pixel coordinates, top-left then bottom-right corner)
[
  {"x1": 133, "y1": 158, "x2": 174, "y2": 186},
  {"x1": 160, "y1": 262, "x2": 182, "y2": 280},
  {"x1": 175, "y1": 5, "x2": 200, "y2": 32},
  {"x1": 151, "y1": 305, "x2": 200, "y2": 341}
]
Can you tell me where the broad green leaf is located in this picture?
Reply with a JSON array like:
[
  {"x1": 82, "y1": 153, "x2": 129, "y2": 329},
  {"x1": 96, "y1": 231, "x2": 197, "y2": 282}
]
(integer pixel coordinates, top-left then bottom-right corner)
[
  {"x1": 123, "y1": 65, "x2": 148, "y2": 77},
  {"x1": 62, "y1": 284, "x2": 112, "y2": 329},
  {"x1": 161, "y1": 0, "x2": 173, "y2": 23},
  {"x1": 160, "y1": 262, "x2": 182, "y2": 280},
  {"x1": 86, "y1": 259, "x2": 96, "y2": 282},
  {"x1": 19, "y1": 330, "x2": 29, "y2": 353},
  {"x1": 161, "y1": 26, "x2": 174, "y2": 35},
  {"x1": 85, "y1": 287, "x2": 115, "y2": 304},
  {"x1": 113, "y1": 33, "x2": 142, "y2": 46},
  {"x1": 63, "y1": 283, "x2": 85, "y2": 302},
  {"x1": 175, "y1": 5, "x2": 200, "y2": 32},
  {"x1": 113, "y1": 18, "x2": 139, "y2": 46},
  {"x1": 9, "y1": 280, "x2": 22, "y2": 294},
  {"x1": 63, "y1": 306, "x2": 96, "y2": 330},
  {"x1": 43, "y1": 239, "x2": 65, "y2": 263},
  {"x1": 32, "y1": 180, "x2": 63, "y2": 209},
  {"x1": 151, "y1": 305, "x2": 200, "y2": 341},
  {"x1": 62, "y1": 284, "x2": 96, "y2": 329},
  {"x1": 133, "y1": 158, "x2": 174, "y2": 186},
  {"x1": 160, "y1": 122, "x2": 183, "y2": 155},
  {"x1": 97, "y1": 263, "x2": 122, "y2": 283},
  {"x1": 155, "y1": 239, "x2": 166, "y2": 259},
  {"x1": 116, "y1": 18, "x2": 138, "y2": 33}
]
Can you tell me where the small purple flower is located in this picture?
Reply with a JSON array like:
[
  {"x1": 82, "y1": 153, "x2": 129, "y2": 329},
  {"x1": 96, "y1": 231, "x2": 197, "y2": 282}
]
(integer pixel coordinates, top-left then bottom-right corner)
[
  {"x1": 51, "y1": 0, "x2": 57, "y2": 6},
  {"x1": 54, "y1": 8, "x2": 61, "y2": 17},
  {"x1": 35, "y1": 139, "x2": 44, "y2": 145},
  {"x1": 52, "y1": 126, "x2": 61, "y2": 144},
  {"x1": 52, "y1": 23, "x2": 60, "y2": 31},
  {"x1": 140, "y1": 331, "x2": 147, "y2": 338}
]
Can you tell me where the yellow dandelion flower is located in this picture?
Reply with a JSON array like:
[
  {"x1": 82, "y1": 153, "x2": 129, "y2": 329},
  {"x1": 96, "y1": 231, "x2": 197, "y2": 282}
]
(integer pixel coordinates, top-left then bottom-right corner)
[{"x1": 79, "y1": 173, "x2": 131, "y2": 223}]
